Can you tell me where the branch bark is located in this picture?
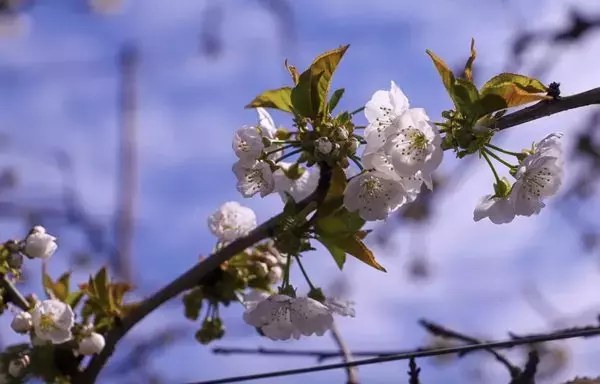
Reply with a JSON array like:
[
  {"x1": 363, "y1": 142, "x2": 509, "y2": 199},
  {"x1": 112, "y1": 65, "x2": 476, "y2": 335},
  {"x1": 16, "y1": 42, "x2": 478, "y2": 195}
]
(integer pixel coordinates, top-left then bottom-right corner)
[{"x1": 329, "y1": 321, "x2": 359, "y2": 384}]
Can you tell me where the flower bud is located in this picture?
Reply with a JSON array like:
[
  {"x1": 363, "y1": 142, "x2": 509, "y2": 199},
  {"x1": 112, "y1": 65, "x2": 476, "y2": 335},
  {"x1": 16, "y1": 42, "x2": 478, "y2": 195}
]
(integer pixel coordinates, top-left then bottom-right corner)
[
  {"x1": 267, "y1": 266, "x2": 283, "y2": 284},
  {"x1": 8, "y1": 355, "x2": 29, "y2": 377},
  {"x1": 78, "y1": 332, "x2": 106, "y2": 355},
  {"x1": 24, "y1": 227, "x2": 57, "y2": 259},
  {"x1": 332, "y1": 127, "x2": 349, "y2": 141},
  {"x1": 11, "y1": 311, "x2": 32, "y2": 333},
  {"x1": 7, "y1": 252, "x2": 23, "y2": 269},
  {"x1": 254, "y1": 262, "x2": 269, "y2": 277},
  {"x1": 262, "y1": 254, "x2": 279, "y2": 267},
  {"x1": 315, "y1": 137, "x2": 333, "y2": 155},
  {"x1": 347, "y1": 137, "x2": 360, "y2": 154}
]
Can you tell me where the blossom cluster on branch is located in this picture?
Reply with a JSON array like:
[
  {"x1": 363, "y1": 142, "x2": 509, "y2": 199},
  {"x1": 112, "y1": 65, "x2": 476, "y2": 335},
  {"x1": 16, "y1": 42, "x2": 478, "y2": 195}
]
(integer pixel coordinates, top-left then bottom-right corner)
[{"x1": 0, "y1": 39, "x2": 585, "y2": 383}]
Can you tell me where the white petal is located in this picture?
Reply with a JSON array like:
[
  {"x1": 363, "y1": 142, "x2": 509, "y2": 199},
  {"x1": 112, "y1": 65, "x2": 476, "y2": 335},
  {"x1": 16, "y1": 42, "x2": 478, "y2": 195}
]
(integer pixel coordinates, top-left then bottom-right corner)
[
  {"x1": 290, "y1": 297, "x2": 333, "y2": 336},
  {"x1": 257, "y1": 108, "x2": 276, "y2": 137},
  {"x1": 473, "y1": 195, "x2": 516, "y2": 224}
]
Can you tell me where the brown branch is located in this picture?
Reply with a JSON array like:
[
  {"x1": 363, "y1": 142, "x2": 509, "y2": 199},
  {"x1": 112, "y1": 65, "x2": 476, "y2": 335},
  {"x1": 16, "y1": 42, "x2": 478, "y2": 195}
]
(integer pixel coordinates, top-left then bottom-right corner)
[
  {"x1": 328, "y1": 321, "x2": 359, "y2": 384},
  {"x1": 74, "y1": 85, "x2": 600, "y2": 383},
  {"x1": 0, "y1": 275, "x2": 29, "y2": 311},
  {"x1": 495, "y1": 87, "x2": 600, "y2": 131}
]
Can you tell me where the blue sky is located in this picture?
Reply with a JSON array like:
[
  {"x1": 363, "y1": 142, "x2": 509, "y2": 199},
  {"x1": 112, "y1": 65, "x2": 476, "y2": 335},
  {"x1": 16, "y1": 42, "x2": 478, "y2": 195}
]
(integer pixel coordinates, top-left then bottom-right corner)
[{"x1": 1, "y1": 0, "x2": 600, "y2": 383}]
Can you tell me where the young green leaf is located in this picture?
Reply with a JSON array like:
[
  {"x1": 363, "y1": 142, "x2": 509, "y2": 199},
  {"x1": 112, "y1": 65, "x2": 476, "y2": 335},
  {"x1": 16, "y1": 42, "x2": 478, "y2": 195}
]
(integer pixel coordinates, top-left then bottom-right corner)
[
  {"x1": 452, "y1": 78, "x2": 481, "y2": 117},
  {"x1": 285, "y1": 59, "x2": 299, "y2": 85},
  {"x1": 315, "y1": 166, "x2": 347, "y2": 218},
  {"x1": 328, "y1": 235, "x2": 386, "y2": 272},
  {"x1": 291, "y1": 70, "x2": 324, "y2": 118},
  {"x1": 481, "y1": 73, "x2": 547, "y2": 94},
  {"x1": 42, "y1": 272, "x2": 70, "y2": 302},
  {"x1": 316, "y1": 235, "x2": 346, "y2": 269},
  {"x1": 426, "y1": 49, "x2": 456, "y2": 94},
  {"x1": 315, "y1": 208, "x2": 365, "y2": 237},
  {"x1": 481, "y1": 83, "x2": 550, "y2": 109},
  {"x1": 93, "y1": 267, "x2": 110, "y2": 306},
  {"x1": 328, "y1": 88, "x2": 345, "y2": 113},
  {"x1": 245, "y1": 87, "x2": 293, "y2": 112},
  {"x1": 463, "y1": 38, "x2": 476, "y2": 81},
  {"x1": 308, "y1": 45, "x2": 349, "y2": 115}
]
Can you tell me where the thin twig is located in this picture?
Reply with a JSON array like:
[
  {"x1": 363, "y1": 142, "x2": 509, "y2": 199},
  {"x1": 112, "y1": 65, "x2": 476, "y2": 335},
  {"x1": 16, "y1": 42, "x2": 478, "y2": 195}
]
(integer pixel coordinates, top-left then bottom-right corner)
[
  {"x1": 418, "y1": 319, "x2": 521, "y2": 377},
  {"x1": 189, "y1": 323, "x2": 600, "y2": 384},
  {"x1": 329, "y1": 321, "x2": 359, "y2": 384}
]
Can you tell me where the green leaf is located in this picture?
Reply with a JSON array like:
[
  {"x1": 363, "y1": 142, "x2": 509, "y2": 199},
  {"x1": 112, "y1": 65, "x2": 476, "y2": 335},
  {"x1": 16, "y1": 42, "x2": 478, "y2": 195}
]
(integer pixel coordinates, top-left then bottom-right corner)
[
  {"x1": 328, "y1": 88, "x2": 345, "y2": 113},
  {"x1": 452, "y1": 78, "x2": 480, "y2": 117},
  {"x1": 65, "y1": 291, "x2": 84, "y2": 309},
  {"x1": 285, "y1": 59, "x2": 299, "y2": 85},
  {"x1": 245, "y1": 87, "x2": 293, "y2": 112},
  {"x1": 43, "y1": 272, "x2": 69, "y2": 301},
  {"x1": 477, "y1": 93, "x2": 509, "y2": 117},
  {"x1": 316, "y1": 235, "x2": 346, "y2": 269},
  {"x1": 183, "y1": 287, "x2": 204, "y2": 321},
  {"x1": 481, "y1": 73, "x2": 547, "y2": 94},
  {"x1": 308, "y1": 45, "x2": 349, "y2": 115},
  {"x1": 426, "y1": 49, "x2": 456, "y2": 94},
  {"x1": 291, "y1": 69, "x2": 323, "y2": 118},
  {"x1": 463, "y1": 38, "x2": 476, "y2": 81},
  {"x1": 481, "y1": 83, "x2": 550, "y2": 109},
  {"x1": 328, "y1": 235, "x2": 386, "y2": 272},
  {"x1": 93, "y1": 267, "x2": 110, "y2": 306},
  {"x1": 315, "y1": 208, "x2": 365, "y2": 237}
]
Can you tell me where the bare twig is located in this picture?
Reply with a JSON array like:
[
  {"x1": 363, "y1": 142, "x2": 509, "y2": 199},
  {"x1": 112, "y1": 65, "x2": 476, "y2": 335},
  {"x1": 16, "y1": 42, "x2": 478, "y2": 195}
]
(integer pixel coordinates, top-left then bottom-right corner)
[
  {"x1": 114, "y1": 45, "x2": 139, "y2": 283},
  {"x1": 329, "y1": 321, "x2": 359, "y2": 384},
  {"x1": 189, "y1": 323, "x2": 600, "y2": 384},
  {"x1": 418, "y1": 319, "x2": 521, "y2": 377}
]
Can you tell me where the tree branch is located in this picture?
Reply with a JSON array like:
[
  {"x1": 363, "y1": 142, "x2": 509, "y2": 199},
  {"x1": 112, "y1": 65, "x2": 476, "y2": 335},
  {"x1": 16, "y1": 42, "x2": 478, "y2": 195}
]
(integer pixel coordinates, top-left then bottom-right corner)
[
  {"x1": 73, "y1": 163, "x2": 333, "y2": 383},
  {"x1": 0, "y1": 275, "x2": 29, "y2": 311},
  {"x1": 192, "y1": 323, "x2": 600, "y2": 384},
  {"x1": 495, "y1": 87, "x2": 600, "y2": 131}
]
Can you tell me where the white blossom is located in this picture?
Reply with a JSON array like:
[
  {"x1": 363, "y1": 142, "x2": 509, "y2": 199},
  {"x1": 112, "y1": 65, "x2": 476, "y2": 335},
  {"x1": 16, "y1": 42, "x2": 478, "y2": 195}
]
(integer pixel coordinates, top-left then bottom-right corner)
[
  {"x1": 207, "y1": 201, "x2": 257, "y2": 242},
  {"x1": 382, "y1": 108, "x2": 443, "y2": 178},
  {"x1": 273, "y1": 163, "x2": 320, "y2": 203},
  {"x1": 533, "y1": 132, "x2": 563, "y2": 160},
  {"x1": 78, "y1": 332, "x2": 106, "y2": 355},
  {"x1": 343, "y1": 171, "x2": 408, "y2": 221},
  {"x1": 243, "y1": 294, "x2": 333, "y2": 340},
  {"x1": 10, "y1": 311, "x2": 32, "y2": 333},
  {"x1": 473, "y1": 194, "x2": 516, "y2": 224},
  {"x1": 232, "y1": 127, "x2": 265, "y2": 165},
  {"x1": 510, "y1": 152, "x2": 562, "y2": 217},
  {"x1": 24, "y1": 226, "x2": 57, "y2": 259},
  {"x1": 315, "y1": 137, "x2": 333, "y2": 155},
  {"x1": 241, "y1": 290, "x2": 270, "y2": 311},
  {"x1": 31, "y1": 299, "x2": 74, "y2": 344},
  {"x1": 364, "y1": 80, "x2": 410, "y2": 149},
  {"x1": 233, "y1": 160, "x2": 275, "y2": 198},
  {"x1": 325, "y1": 298, "x2": 355, "y2": 318},
  {"x1": 256, "y1": 107, "x2": 277, "y2": 139}
]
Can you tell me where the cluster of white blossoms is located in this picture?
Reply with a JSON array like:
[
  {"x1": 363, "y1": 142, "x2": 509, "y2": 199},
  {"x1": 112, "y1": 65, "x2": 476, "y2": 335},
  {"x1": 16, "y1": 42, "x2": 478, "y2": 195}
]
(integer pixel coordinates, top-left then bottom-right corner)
[
  {"x1": 208, "y1": 201, "x2": 257, "y2": 243},
  {"x1": 344, "y1": 81, "x2": 443, "y2": 221},
  {"x1": 474, "y1": 133, "x2": 564, "y2": 224},
  {"x1": 232, "y1": 108, "x2": 318, "y2": 201},
  {"x1": 242, "y1": 291, "x2": 354, "y2": 341}
]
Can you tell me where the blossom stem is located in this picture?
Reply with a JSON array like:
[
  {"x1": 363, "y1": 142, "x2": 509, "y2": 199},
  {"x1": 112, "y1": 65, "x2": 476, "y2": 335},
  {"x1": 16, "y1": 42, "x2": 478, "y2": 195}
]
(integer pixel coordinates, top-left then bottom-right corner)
[
  {"x1": 484, "y1": 143, "x2": 522, "y2": 157},
  {"x1": 483, "y1": 148, "x2": 517, "y2": 169},
  {"x1": 348, "y1": 154, "x2": 364, "y2": 171},
  {"x1": 270, "y1": 140, "x2": 301, "y2": 145},
  {"x1": 294, "y1": 255, "x2": 316, "y2": 291},
  {"x1": 353, "y1": 125, "x2": 366, "y2": 130},
  {"x1": 350, "y1": 107, "x2": 365, "y2": 115},
  {"x1": 281, "y1": 253, "x2": 293, "y2": 289},
  {"x1": 480, "y1": 150, "x2": 501, "y2": 184},
  {"x1": 264, "y1": 144, "x2": 295, "y2": 157},
  {"x1": 275, "y1": 149, "x2": 304, "y2": 163}
]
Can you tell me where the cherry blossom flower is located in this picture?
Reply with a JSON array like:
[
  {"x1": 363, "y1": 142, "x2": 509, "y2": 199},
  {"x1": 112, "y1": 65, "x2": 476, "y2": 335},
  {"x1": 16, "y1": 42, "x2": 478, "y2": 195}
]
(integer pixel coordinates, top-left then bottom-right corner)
[
  {"x1": 207, "y1": 201, "x2": 257, "y2": 242},
  {"x1": 325, "y1": 298, "x2": 356, "y2": 318},
  {"x1": 473, "y1": 195, "x2": 516, "y2": 224},
  {"x1": 273, "y1": 163, "x2": 320, "y2": 203},
  {"x1": 343, "y1": 171, "x2": 408, "y2": 221},
  {"x1": 31, "y1": 299, "x2": 74, "y2": 344},
  {"x1": 243, "y1": 294, "x2": 334, "y2": 341},
  {"x1": 233, "y1": 160, "x2": 275, "y2": 198},
  {"x1": 364, "y1": 81, "x2": 410, "y2": 149}
]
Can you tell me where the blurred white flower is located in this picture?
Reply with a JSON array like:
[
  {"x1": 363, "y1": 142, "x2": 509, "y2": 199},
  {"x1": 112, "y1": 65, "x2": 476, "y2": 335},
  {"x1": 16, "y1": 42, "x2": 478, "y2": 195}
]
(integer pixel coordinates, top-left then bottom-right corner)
[
  {"x1": 24, "y1": 226, "x2": 57, "y2": 259},
  {"x1": 10, "y1": 311, "x2": 32, "y2": 333},
  {"x1": 207, "y1": 201, "x2": 257, "y2": 242},
  {"x1": 78, "y1": 332, "x2": 106, "y2": 355},
  {"x1": 473, "y1": 195, "x2": 515, "y2": 224}
]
